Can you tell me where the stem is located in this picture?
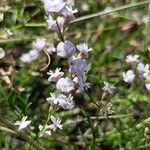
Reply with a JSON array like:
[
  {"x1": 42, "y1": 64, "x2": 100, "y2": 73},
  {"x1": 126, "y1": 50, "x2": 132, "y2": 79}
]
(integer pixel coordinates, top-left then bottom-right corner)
[
  {"x1": 64, "y1": 113, "x2": 133, "y2": 126},
  {"x1": 40, "y1": 49, "x2": 51, "y2": 71},
  {"x1": 56, "y1": 20, "x2": 64, "y2": 42},
  {"x1": 36, "y1": 106, "x2": 52, "y2": 139},
  {"x1": 0, "y1": 116, "x2": 45, "y2": 150},
  {"x1": 71, "y1": 0, "x2": 150, "y2": 23},
  {"x1": 0, "y1": 1, "x2": 149, "y2": 39},
  {"x1": 0, "y1": 8, "x2": 41, "y2": 37}
]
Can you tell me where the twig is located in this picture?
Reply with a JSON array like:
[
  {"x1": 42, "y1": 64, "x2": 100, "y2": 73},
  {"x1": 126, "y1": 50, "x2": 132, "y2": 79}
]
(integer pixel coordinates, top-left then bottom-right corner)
[
  {"x1": 72, "y1": 0, "x2": 150, "y2": 23},
  {"x1": 64, "y1": 113, "x2": 133, "y2": 125},
  {"x1": 0, "y1": 116, "x2": 45, "y2": 150},
  {"x1": 39, "y1": 49, "x2": 51, "y2": 71},
  {"x1": 91, "y1": 113, "x2": 133, "y2": 120},
  {"x1": 139, "y1": 144, "x2": 150, "y2": 149}
]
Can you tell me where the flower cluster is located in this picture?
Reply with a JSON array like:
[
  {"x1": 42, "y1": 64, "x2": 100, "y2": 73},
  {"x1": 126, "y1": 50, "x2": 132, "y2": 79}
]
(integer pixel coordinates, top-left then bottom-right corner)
[
  {"x1": 43, "y1": 0, "x2": 92, "y2": 136},
  {"x1": 20, "y1": 38, "x2": 55, "y2": 63},
  {"x1": 39, "y1": 115, "x2": 62, "y2": 137},
  {"x1": 18, "y1": 0, "x2": 92, "y2": 136},
  {"x1": 123, "y1": 54, "x2": 150, "y2": 91}
]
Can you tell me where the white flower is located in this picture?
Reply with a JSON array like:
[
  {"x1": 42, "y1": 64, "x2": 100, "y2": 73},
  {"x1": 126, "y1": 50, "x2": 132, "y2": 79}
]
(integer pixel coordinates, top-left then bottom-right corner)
[
  {"x1": 65, "y1": 6, "x2": 78, "y2": 14},
  {"x1": 57, "y1": 40, "x2": 76, "y2": 58},
  {"x1": 29, "y1": 49, "x2": 39, "y2": 60},
  {"x1": 39, "y1": 125, "x2": 51, "y2": 137},
  {"x1": 123, "y1": 70, "x2": 135, "y2": 83},
  {"x1": 47, "y1": 68, "x2": 64, "y2": 82},
  {"x1": 32, "y1": 38, "x2": 46, "y2": 51},
  {"x1": 20, "y1": 53, "x2": 32, "y2": 63},
  {"x1": 56, "y1": 77, "x2": 74, "y2": 93},
  {"x1": 14, "y1": 116, "x2": 31, "y2": 130},
  {"x1": 48, "y1": 115, "x2": 62, "y2": 131},
  {"x1": 137, "y1": 63, "x2": 150, "y2": 77},
  {"x1": 145, "y1": 82, "x2": 150, "y2": 91},
  {"x1": 103, "y1": 6, "x2": 113, "y2": 13},
  {"x1": 43, "y1": 0, "x2": 66, "y2": 13},
  {"x1": 77, "y1": 43, "x2": 93, "y2": 58},
  {"x1": 57, "y1": 94, "x2": 74, "y2": 109},
  {"x1": 46, "y1": 45, "x2": 56, "y2": 54},
  {"x1": 47, "y1": 16, "x2": 65, "y2": 32},
  {"x1": 20, "y1": 49, "x2": 39, "y2": 63},
  {"x1": 77, "y1": 43, "x2": 93, "y2": 52},
  {"x1": 125, "y1": 54, "x2": 139, "y2": 64},
  {"x1": 73, "y1": 76, "x2": 90, "y2": 91},
  {"x1": 46, "y1": 93, "x2": 59, "y2": 105},
  {"x1": 102, "y1": 82, "x2": 116, "y2": 94},
  {"x1": 0, "y1": 48, "x2": 5, "y2": 59},
  {"x1": 46, "y1": 92, "x2": 74, "y2": 109}
]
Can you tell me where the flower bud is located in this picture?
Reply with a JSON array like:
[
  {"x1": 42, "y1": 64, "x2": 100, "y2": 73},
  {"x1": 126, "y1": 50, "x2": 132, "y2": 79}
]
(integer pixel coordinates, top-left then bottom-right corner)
[{"x1": 57, "y1": 40, "x2": 76, "y2": 58}]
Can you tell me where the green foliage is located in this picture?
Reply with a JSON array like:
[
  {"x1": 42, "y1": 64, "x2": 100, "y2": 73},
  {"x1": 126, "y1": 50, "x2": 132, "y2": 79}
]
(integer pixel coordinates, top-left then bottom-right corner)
[{"x1": 0, "y1": 0, "x2": 150, "y2": 149}]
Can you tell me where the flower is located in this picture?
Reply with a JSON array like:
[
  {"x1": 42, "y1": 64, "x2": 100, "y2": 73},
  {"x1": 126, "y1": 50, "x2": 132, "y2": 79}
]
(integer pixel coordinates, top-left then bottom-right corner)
[
  {"x1": 14, "y1": 116, "x2": 31, "y2": 130},
  {"x1": 46, "y1": 93, "x2": 59, "y2": 105},
  {"x1": 137, "y1": 63, "x2": 150, "y2": 77},
  {"x1": 46, "y1": 45, "x2": 56, "y2": 54},
  {"x1": 77, "y1": 43, "x2": 93, "y2": 58},
  {"x1": 20, "y1": 53, "x2": 32, "y2": 63},
  {"x1": 32, "y1": 38, "x2": 46, "y2": 51},
  {"x1": 39, "y1": 125, "x2": 51, "y2": 137},
  {"x1": 125, "y1": 54, "x2": 139, "y2": 64},
  {"x1": 20, "y1": 49, "x2": 39, "y2": 63},
  {"x1": 47, "y1": 68, "x2": 64, "y2": 82},
  {"x1": 56, "y1": 77, "x2": 74, "y2": 93},
  {"x1": 57, "y1": 94, "x2": 74, "y2": 109},
  {"x1": 123, "y1": 70, "x2": 135, "y2": 83},
  {"x1": 57, "y1": 40, "x2": 76, "y2": 58},
  {"x1": 46, "y1": 92, "x2": 74, "y2": 109},
  {"x1": 73, "y1": 76, "x2": 90, "y2": 91},
  {"x1": 70, "y1": 59, "x2": 89, "y2": 92},
  {"x1": 48, "y1": 115, "x2": 62, "y2": 131},
  {"x1": 29, "y1": 49, "x2": 39, "y2": 60},
  {"x1": 145, "y1": 82, "x2": 150, "y2": 91},
  {"x1": 61, "y1": 5, "x2": 78, "y2": 22},
  {"x1": 102, "y1": 82, "x2": 116, "y2": 94},
  {"x1": 65, "y1": 6, "x2": 78, "y2": 14},
  {"x1": 47, "y1": 16, "x2": 65, "y2": 32},
  {"x1": 43, "y1": 0, "x2": 66, "y2": 13},
  {"x1": 0, "y1": 48, "x2": 5, "y2": 59}
]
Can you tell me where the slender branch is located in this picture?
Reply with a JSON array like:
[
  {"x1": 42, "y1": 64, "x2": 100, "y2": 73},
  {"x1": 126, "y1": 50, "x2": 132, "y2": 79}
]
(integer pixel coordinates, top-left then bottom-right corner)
[
  {"x1": 25, "y1": 1, "x2": 150, "y2": 27},
  {"x1": 0, "y1": 116, "x2": 45, "y2": 150},
  {"x1": 1, "y1": 0, "x2": 149, "y2": 40},
  {"x1": 40, "y1": 49, "x2": 51, "y2": 71},
  {"x1": 71, "y1": 0, "x2": 150, "y2": 23},
  {"x1": 64, "y1": 113, "x2": 133, "y2": 125},
  {"x1": 91, "y1": 113, "x2": 133, "y2": 120}
]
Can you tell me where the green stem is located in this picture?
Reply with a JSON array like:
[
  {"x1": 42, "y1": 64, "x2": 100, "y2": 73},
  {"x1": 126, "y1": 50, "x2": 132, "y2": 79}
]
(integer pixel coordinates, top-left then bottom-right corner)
[
  {"x1": 0, "y1": 116, "x2": 45, "y2": 150},
  {"x1": 71, "y1": 0, "x2": 150, "y2": 23}
]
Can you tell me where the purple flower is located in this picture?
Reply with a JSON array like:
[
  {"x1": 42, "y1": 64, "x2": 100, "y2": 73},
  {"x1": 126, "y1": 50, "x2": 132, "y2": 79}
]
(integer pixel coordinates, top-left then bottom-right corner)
[
  {"x1": 57, "y1": 40, "x2": 76, "y2": 58},
  {"x1": 32, "y1": 38, "x2": 46, "y2": 51},
  {"x1": 61, "y1": 5, "x2": 78, "y2": 22},
  {"x1": 47, "y1": 16, "x2": 65, "y2": 32},
  {"x1": 43, "y1": 0, "x2": 66, "y2": 14},
  {"x1": 29, "y1": 49, "x2": 39, "y2": 60},
  {"x1": 77, "y1": 43, "x2": 93, "y2": 59},
  {"x1": 70, "y1": 58, "x2": 89, "y2": 92},
  {"x1": 57, "y1": 94, "x2": 74, "y2": 109},
  {"x1": 122, "y1": 70, "x2": 135, "y2": 83},
  {"x1": 47, "y1": 68, "x2": 64, "y2": 82},
  {"x1": 56, "y1": 77, "x2": 74, "y2": 93}
]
